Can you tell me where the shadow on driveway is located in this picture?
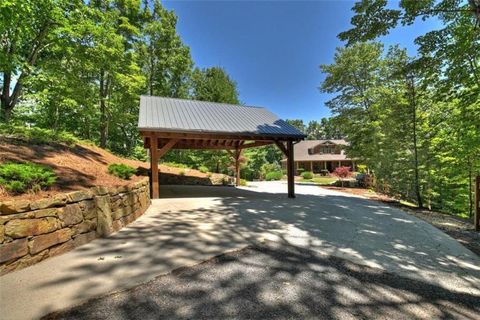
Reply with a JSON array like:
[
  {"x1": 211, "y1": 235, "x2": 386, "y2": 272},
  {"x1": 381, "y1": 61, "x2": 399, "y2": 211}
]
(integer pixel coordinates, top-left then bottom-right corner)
[
  {"x1": 2, "y1": 184, "x2": 480, "y2": 319},
  {"x1": 43, "y1": 242, "x2": 480, "y2": 320}
]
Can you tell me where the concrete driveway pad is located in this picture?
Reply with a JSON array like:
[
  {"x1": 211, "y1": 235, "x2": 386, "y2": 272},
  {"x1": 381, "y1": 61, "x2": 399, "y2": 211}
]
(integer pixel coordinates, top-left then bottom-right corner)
[{"x1": 1, "y1": 182, "x2": 479, "y2": 319}]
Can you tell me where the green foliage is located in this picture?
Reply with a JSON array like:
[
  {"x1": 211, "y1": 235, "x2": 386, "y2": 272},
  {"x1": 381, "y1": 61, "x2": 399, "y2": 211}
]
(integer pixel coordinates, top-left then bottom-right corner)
[
  {"x1": 107, "y1": 163, "x2": 136, "y2": 180},
  {"x1": 161, "y1": 162, "x2": 191, "y2": 169},
  {"x1": 178, "y1": 169, "x2": 185, "y2": 176},
  {"x1": 285, "y1": 119, "x2": 305, "y2": 133},
  {"x1": 0, "y1": 162, "x2": 57, "y2": 194},
  {"x1": 357, "y1": 165, "x2": 367, "y2": 174},
  {"x1": 191, "y1": 67, "x2": 240, "y2": 104},
  {"x1": 0, "y1": 124, "x2": 80, "y2": 146},
  {"x1": 306, "y1": 118, "x2": 344, "y2": 140},
  {"x1": 132, "y1": 145, "x2": 148, "y2": 162},
  {"x1": 321, "y1": 38, "x2": 480, "y2": 216},
  {"x1": 265, "y1": 171, "x2": 283, "y2": 181},
  {"x1": 239, "y1": 179, "x2": 247, "y2": 186},
  {"x1": 198, "y1": 166, "x2": 209, "y2": 173},
  {"x1": 301, "y1": 171, "x2": 314, "y2": 180},
  {"x1": 1, "y1": 0, "x2": 194, "y2": 157}
]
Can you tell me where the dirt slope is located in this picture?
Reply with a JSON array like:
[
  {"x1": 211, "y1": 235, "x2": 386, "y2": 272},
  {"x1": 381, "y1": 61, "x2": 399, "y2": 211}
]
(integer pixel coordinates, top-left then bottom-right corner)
[{"x1": 0, "y1": 137, "x2": 210, "y2": 201}]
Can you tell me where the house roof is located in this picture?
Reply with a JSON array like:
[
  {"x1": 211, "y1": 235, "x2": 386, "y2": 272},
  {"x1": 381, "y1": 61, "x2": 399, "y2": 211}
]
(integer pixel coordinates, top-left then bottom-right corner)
[
  {"x1": 138, "y1": 96, "x2": 306, "y2": 139},
  {"x1": 281, "y1": 139, "x2": 352, "y2": 162}
]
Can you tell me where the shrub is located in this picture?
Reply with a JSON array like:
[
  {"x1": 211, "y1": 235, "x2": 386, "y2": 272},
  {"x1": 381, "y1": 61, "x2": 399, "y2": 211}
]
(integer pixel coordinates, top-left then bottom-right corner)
[
  {"x1": 239, "y1": 178, "x2": 247, "y2": 186},
  {"x1": 260, "y1": 162, "x2": 280, "y2": 179},
  {"x1": 0, "y1": 162, "x2": 57, "y2": 194},
  {"x1": 108, "y1": 163, "x2": 136, "y2": 180},
  {"x1": 161, "y1": 162, "x2": 190, "y2": 169},
  {"x1": 301, "y1": 171, "x2": 314, "y2": 180},
  {"x1": 357, "y1": 164, "x2": 367, "y2": 174},
  {"x1": 179, "y1": 169, "x2": 185, "y2": 176},
  {"x1": 333, "y1": 166, "x2": 352, "y2": 187},
  {"x1": 265, "y1": 171, "x2": 283, "y2": 181},
  {"x1": 297, "y1": 168, "x2": 305, "y2": 175},
  {"x1": 132, "y1": 145, "x2": 148, "y2": 161},
  {"x1": 198, "y1": 166, "x2": 209, "y2": 173},
  {"x1": 320, "y1": 169, "x2": 330, "y2": 176}
]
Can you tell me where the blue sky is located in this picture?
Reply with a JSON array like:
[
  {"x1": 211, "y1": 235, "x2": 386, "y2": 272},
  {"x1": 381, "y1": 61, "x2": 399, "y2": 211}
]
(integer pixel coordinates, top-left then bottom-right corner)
[{"x1": 163, "y1": 0, "x2": 441, "y2": 122}]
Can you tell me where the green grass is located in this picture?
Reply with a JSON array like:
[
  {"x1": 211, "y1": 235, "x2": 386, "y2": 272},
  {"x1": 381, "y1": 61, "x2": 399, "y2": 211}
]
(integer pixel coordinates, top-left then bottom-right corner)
[{"x1": 299, "y1": 176, "x2": 338, "y2": 185}]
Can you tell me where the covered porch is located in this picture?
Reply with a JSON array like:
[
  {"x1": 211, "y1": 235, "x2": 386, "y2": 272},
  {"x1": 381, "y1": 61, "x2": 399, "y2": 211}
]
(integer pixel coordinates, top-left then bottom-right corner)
[{"x1": 282, "y1": 160, "x2": 356, "y2": 175}]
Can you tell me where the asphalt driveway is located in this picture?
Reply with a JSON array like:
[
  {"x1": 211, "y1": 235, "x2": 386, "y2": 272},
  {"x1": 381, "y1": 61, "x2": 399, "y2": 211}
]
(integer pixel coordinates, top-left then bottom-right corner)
[
  {"x1": 44, "y1": 243, "x2": 480, "y2": 320},
  {"x1": 1, "y1": 182, "x2": 479, "y2": 319}
]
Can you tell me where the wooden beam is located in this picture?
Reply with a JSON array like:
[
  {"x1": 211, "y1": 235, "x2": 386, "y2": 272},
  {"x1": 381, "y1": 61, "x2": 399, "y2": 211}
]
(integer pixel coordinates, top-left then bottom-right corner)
[
  {"x1": 139, "y1": 130, "x2": 298, "y2": 142},
  {"x1": 275, "y1": 141, "x2": 288, "y2": 157},
  {"x1": 475, "y1": 175, "x2": 480, "y2": 231},
  {"x1": 239, "y1": 140, "x2": 274, "y2": 149},
  {"x1": 158, "y1": 139, "x2": 179, "y2": 158},
  {"x1": 287, "y1": 140, "x2": 295, "y2": 198},
  {"x1": 150, "y1": 136, "x2": 159, "y2": 199},
  {"x1": 235, "y1": 147, "x2": 242, "y2": 187}
]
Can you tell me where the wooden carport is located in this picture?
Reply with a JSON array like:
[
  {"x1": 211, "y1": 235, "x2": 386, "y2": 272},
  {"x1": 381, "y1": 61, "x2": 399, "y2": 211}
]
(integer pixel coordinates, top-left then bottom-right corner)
[{"x1": 138, "y1": 96, "x2": 305, "y2": 199}]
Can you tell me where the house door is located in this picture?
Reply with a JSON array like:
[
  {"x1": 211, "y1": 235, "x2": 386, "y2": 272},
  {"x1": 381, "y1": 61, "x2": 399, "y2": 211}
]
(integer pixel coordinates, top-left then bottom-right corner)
[{"x1": 326, "y1": 161, "x2": 333, "y2": 172}]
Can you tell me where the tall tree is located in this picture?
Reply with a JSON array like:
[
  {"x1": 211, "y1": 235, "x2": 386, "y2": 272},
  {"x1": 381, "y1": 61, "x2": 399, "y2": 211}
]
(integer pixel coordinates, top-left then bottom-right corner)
[
  {"x1": 140, "y1": 0, "x2": 193, "y2": 98},
  {"x1": 0, "y1": 0, "x2": 78, "y2": 121},
  {"x1": 191, "y1": 67, "x2": 240, "y2": 104},
  {"x1": 177, "y1": 66, "x2": 242, "y2": 173},
  {"x1": 285, "y1": 119, "x2": 305, "y2": 133}
]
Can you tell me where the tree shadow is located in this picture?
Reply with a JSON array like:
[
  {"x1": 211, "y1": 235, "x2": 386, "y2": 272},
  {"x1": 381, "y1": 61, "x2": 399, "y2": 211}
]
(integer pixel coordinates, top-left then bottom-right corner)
[
  {"x1": 10, "y1": 184, "x2": 480, "y2": 319},
  {"x1": 44, "y1": 243, "x2": 480, "y2": 320}
]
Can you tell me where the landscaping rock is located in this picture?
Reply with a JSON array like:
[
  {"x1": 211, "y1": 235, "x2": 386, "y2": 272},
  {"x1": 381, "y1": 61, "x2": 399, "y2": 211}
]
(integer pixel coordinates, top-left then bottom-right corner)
[
  {"x1": 0, "y1": 225, "x2": 4, "y2": 243},
  {"x1": 59, "y1": 204, "x2": 83, "y2": 226},
  {"x1": 30, "y1": 197, "x2": 65, "y2": 210},
  {"x1": 73, "y1": 220, "x2": 96, "y2": 235},
  {"x1": 1, "y1": 249, "x2": 49, "y2": 275},
  {"x1": 112, "y1": 206, "x2": 132, "y2": 220},
  {"x1": 91, "y1": 186, "x2": 109, "y2": 196},
  {"x1": 0, "y1": 200, "x2": 30, "y2": 215},
  {"x1": 0, "y1": 238, "x2": 28, "y2": 263},
  {"x1": 112, "y1": 219, "x2": 123, "y2": 232},
  {"x1": 29, "y1": 228, "x2": 72, "y2": 254},
  {"x1": 33, "y1": 208, "x2": 59, "y2": 218},
  {"x1": 5, "y1": 218, "x2": 59, "y2": 239},
  {"x1": 49, "y1": 240, "x2": 75, "y2": 257},
  {"x1": 79, "y1": 200, "x2": 96, "y2": 219},
  {"x1": 73, "y1": 231, "x2": 96, "y2": 247},
  {"x1": 66, "y1": 190, "x2": 93, "y2": 203},
  {"x1": 95, "y1": 196, "x2": 113, "y2": 236}
]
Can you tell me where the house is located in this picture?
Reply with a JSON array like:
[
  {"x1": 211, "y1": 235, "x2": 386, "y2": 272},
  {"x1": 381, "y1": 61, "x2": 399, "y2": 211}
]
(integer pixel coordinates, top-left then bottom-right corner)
[{"x1": 281, "y1": 139, "x2": 355, "y2": 175}]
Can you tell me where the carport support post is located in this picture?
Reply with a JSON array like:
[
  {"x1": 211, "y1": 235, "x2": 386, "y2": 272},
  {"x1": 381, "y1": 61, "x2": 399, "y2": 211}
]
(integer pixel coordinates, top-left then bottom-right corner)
[
  {"x1": 150, "y1": 136, "x2": 159, "y2": 199},
  {"x1": 235, "y1": 147, "x2": 242, "y2": 187},
  {"x1": 287, "y1": 140, "x2": 295, "y2": 198}
]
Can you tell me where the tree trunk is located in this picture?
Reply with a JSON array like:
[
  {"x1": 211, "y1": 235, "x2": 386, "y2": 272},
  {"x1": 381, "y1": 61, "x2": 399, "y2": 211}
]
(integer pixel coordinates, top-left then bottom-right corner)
[
  {"x1": 468, "y1": 158, "x2": 473, "y2": 218},
  {"x1": 1, "y1": 71, "x2": 12, "y2": 122},
  {"x1": 99, "y1": 71, "x2": 108, "y2": 148},
  {"x1": 408, "y1": 74, "x2": 423, "y2": 208}
]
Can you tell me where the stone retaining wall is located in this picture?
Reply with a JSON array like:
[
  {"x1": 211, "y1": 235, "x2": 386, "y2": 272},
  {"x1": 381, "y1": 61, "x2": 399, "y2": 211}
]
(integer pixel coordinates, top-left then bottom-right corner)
[{"x1": 0, "y1": 178, "x2": 150, "y2": 275}]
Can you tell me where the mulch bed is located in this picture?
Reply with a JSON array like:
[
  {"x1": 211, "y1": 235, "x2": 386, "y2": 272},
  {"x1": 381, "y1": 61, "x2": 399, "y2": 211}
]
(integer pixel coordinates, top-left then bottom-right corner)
[{"x1": 323, "y1": 186, "x2": 480, "y2": 257}]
